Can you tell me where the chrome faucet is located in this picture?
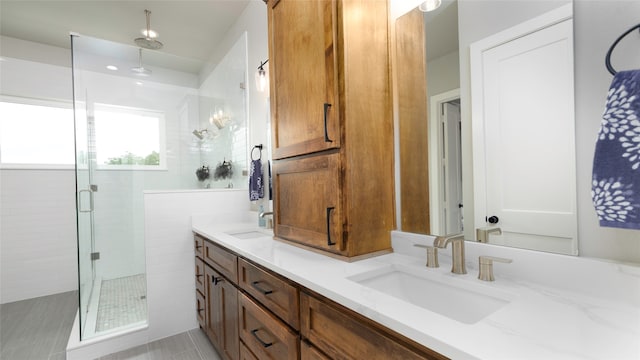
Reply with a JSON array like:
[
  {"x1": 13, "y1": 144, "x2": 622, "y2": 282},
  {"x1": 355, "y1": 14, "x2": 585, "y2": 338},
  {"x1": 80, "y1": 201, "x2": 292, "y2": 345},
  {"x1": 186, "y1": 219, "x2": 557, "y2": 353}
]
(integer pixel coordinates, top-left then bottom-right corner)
[
  {"x1": 434, "y1": 233, "x2": 466, "y2": 274},
  {"x1": 259, "y1": 211, "x2": 273, "y2": 218}
]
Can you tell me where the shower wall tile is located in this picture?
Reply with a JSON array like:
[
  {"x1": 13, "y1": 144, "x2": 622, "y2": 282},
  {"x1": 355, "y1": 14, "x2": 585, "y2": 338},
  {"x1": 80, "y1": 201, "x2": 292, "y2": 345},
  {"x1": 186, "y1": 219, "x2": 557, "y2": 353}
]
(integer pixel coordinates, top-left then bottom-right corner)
[
  {"x1": 143, "y1": 189, "x2": 250, "y2": 341},
  {"x1": 0, "y1": 169, "x2": 78, "y2": 304}
]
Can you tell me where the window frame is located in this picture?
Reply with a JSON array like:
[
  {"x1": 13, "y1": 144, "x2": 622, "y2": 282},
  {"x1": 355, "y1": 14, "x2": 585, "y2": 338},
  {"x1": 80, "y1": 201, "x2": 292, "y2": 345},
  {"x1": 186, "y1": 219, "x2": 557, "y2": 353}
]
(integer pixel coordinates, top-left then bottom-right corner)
[
  {"x1": 0, "y1": 95, "x2": 75, "y2": 170},
  {"x1": 92, "y1": 103, "x2": 167, "y2": 171}
]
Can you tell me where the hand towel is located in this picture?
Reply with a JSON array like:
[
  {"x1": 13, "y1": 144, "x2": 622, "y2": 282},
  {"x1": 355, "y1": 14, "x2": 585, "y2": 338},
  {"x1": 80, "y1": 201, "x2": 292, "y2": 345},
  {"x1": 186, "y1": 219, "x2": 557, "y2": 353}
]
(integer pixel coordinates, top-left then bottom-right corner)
[
  {"x1": 592, "y1": 70, "x2": 640, "y2": 229},
  {"x1": 249, "y1": 159, "x2": 264, "y2": 201}
]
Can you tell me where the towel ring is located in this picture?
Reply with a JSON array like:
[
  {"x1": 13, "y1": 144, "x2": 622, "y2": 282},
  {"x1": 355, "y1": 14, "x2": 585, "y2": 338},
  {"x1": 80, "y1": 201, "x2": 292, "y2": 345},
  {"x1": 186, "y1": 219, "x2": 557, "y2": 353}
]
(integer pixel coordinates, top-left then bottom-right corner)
[
  {"x1": 605, "y1": 23, "x2": 640, "y2": 75},
  {"x1": 251, "y1": 144, "x2": 263, "y2": 161}
]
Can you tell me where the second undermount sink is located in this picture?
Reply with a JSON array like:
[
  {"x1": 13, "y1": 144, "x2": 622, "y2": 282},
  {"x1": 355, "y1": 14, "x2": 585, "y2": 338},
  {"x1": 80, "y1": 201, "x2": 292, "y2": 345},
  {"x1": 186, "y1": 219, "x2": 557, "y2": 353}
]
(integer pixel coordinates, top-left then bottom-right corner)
[
  {"x1": 348, "y1": 264, "x2": 513, "y2": 324},
  {"x1": 226, "y1": 230, "x2": 273, "y2": 239}
]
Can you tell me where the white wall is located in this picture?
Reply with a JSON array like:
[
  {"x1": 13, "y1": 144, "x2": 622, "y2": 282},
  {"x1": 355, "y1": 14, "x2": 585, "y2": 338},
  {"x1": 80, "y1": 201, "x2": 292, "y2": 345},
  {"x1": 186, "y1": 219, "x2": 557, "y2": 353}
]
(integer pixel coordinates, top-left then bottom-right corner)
[
  {"x1": 426, "y1": 50, "x2": 460, "y2": 100},
  {"x1": 144, "y1": 189, "x2": 250, "y2": 342},
  {"x1": 0, "y1": 170, "x2": 78, "y2": 303}
]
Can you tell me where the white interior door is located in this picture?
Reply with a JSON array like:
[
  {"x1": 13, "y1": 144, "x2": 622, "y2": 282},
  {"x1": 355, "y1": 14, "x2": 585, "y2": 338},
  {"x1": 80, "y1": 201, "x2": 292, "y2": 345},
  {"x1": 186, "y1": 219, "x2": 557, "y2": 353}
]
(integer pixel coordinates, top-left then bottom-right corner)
[
  {"x1": 471, "y1": 5, "x2": 577, "y2": 254},
  {"x1": 443, "y1": 102, "x2": 463, "y2": 234}
]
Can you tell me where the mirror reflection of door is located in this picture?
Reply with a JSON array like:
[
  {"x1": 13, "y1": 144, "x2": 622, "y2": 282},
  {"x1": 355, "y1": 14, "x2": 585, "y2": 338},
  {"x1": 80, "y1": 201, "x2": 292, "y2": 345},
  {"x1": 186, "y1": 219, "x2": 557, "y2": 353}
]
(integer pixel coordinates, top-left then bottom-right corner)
[
  {"x1": 471, "y1": 5, "x2": 577, "y2": 255},
  {"x1": 442, "y1": 100, "x2": 463, "y2": 234}
]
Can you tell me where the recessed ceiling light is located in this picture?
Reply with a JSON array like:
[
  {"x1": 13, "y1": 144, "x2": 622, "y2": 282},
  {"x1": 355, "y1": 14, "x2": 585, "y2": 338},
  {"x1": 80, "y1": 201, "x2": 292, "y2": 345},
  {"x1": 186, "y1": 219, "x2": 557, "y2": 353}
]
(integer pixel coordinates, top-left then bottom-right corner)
[
  {"x1": 141, "y1": 29, "x2": 158, "y2": 38},
  {"x1": 135, "y1": 81, "x2": 144, "y2": 86},
  {"x1": 106, "y1": 65, "x2": 118, "y2": 71}
]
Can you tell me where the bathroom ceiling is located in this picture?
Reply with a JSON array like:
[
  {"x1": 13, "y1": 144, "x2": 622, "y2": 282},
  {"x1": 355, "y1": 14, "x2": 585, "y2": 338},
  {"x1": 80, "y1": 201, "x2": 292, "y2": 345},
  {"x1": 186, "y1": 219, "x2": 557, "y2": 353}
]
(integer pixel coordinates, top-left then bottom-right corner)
[{"x1": 0, "y1": 0, "x2": 252, "y2": 74}]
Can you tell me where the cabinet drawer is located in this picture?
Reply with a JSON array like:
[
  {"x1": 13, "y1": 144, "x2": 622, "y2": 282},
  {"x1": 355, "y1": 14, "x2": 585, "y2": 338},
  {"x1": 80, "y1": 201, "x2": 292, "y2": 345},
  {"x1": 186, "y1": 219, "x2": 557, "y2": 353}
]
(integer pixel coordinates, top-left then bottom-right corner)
[
  {"x1": 301, "y1": 341, "x2": 330, "y2": 360},
  {"x1": 238, "y1": 293, "x2": 299, "y2": 360},
  {"x1": 300, "y1": 293, "x2": 448, "y2": 360},
  {"x1": 196, "y1": 290, "x2": 206, "y2": 329},
  {"x1": 238, "y1": 258, "x2": 300, "y2": 330},
  {"x1": 204, "y1": 240, "x2": 238, "y2": 284},
  {"x1": 240, "y1": 341, "x2": 259, "y2": 360},
  {"x1": 195, "y1": 257, "x2": 205, "y2": 294},
  {"x1": 195, "y1": 234, "x2": 204, "y2": 258},
  {"x1": 272, "y1": 153, "x2": 344, "y2": 253}
]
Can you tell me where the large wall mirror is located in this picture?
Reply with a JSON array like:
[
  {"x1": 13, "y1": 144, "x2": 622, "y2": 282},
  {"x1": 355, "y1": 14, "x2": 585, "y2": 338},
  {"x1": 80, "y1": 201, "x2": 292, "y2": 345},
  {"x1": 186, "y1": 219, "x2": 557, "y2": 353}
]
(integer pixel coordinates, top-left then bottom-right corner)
[{"x1": 393, "y1": 0, "x2": 577, "y2": 255}]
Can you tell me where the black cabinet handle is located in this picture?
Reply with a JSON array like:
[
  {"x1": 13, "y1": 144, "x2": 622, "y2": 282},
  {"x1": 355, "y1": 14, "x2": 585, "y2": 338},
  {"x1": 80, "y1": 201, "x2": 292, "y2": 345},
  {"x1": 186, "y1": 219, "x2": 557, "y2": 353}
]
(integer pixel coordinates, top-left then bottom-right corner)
[
  {"x1": 196, "y1": 274, "x2": 204, "y2": 278},
  {"x1": 195, "y1": 245, "x2": 203, "y2": 249},
  {"x1": 323, "y1": 103, "x2": 333, "y2": 143},
  {"x1": 213, "y1": 276, "x2": 224, "y2": 285},
  {"x1": 326, "y1": 207, "x2": 336, "y2": 246},
  {"x1": 251, "y1": 281, "x2": 273, "y2": 295},
  {"x1": 251, "y1": 329, "x2": 273, "y2": 348},
  {"x1": 197, "y1": 307, "x2": 204, "y2": 313}
]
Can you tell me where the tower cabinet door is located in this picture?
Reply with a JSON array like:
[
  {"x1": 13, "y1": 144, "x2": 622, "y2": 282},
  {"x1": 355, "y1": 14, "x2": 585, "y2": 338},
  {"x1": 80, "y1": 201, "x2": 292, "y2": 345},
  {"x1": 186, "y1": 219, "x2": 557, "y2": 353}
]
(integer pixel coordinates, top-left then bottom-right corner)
[
  {"x1": 272, "y1": 153, "x2": 344, "y2": 254},
  {"x1": 268, "y1": 0, "x2": 340, "y2": 159}
]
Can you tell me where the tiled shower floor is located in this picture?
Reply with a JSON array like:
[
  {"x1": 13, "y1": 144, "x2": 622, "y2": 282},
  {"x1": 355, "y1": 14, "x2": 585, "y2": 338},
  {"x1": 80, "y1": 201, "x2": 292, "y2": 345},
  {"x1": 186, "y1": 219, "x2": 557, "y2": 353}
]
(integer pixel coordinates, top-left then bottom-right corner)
[{"x1": 95, "y1": 274, "x2": 147, "y2": 333}]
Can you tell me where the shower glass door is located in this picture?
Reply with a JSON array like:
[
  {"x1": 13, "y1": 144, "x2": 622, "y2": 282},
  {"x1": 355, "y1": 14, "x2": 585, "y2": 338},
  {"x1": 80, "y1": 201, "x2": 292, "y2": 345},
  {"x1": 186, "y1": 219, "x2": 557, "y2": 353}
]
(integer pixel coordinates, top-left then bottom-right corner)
[
  {"x1": 71, "y1": 34, "x2": 97, "y2": 339},
  {"x1": 72, "y1": 34, "x2": 151, "y2": 340}
]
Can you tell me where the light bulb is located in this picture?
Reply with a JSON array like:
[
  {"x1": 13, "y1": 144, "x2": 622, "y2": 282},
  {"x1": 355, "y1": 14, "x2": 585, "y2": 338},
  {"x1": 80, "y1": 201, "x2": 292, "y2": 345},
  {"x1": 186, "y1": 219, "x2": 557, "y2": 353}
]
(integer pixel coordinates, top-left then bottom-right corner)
[{"x1": 419, "y1": 0, "x2": 442, "y2": 12}]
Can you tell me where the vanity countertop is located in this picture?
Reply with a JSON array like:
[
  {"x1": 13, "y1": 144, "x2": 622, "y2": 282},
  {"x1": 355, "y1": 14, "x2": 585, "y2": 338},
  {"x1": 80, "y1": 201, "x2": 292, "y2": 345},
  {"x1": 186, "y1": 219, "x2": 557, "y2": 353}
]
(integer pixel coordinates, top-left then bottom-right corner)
[{"x1": 192, "y1": 220, "x2": 640, "y2": 360}]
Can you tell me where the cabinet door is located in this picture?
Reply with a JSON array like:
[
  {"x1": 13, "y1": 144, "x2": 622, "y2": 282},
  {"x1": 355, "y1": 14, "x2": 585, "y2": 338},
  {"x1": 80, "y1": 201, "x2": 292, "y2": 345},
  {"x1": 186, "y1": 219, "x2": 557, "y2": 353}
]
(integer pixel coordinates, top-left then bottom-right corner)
[
  {"x1": 272, "y1": 153, "x2": 344, "y2": 253},
  {"x1": 205, "y1": 265, "x2": 239, "y2": 360},
  {"x1": 268, "y1": 0, "x2": 340, "y2": 159}
]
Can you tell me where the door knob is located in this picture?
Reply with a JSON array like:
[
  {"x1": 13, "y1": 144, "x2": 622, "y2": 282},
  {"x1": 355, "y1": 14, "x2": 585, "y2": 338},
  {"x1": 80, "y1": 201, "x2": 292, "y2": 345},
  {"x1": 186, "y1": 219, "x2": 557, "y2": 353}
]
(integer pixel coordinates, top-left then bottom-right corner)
[{"x1": 487, "y1": 215, "x2": 499, "y2": 224}]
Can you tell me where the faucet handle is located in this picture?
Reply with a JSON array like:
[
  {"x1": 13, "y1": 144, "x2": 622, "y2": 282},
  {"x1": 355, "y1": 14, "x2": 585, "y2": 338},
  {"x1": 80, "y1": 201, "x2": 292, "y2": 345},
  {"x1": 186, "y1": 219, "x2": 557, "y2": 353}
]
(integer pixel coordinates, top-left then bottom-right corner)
[
  {"x1": 478, "y1": 256, "x2": 512, "y2": 281},
  {"x1": 413, "y1": 244, "x2": 439, "y2": 268}
]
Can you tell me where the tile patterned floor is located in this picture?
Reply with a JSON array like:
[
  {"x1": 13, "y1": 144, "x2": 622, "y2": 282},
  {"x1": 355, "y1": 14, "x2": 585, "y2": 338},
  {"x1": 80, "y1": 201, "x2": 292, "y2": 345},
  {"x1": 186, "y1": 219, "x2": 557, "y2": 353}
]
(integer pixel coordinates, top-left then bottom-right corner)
[
  {"x1": 1, "y1": 290, "x2": 220, "y2": 360},
  {"x1": 96, "y1": 274, "x2": 147, "y2": 333},
  {"x1": 0, "y1": 291, "x2": 78, "y2": 360}
]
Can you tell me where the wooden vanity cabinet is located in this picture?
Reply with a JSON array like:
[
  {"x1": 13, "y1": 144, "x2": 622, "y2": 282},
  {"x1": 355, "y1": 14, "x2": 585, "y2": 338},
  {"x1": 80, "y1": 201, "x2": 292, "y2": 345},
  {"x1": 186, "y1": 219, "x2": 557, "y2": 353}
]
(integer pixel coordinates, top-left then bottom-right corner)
[
  {"x1": 195, "y1": 234, "x2": 447, "y2": 360},
  {"x1": 268, "y1": 0, "x2": 395, "y2": 259}
]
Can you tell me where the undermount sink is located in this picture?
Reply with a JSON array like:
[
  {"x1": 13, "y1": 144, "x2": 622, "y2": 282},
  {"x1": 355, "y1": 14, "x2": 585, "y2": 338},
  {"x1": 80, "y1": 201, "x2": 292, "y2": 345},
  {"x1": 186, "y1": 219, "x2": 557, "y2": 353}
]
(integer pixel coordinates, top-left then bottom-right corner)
[
  {"x1": 348, "y1": 264, "x2": 513, "y2": 324},
  {"x1": 226, "y1": 230, "x2": 272, "y2": 239}
]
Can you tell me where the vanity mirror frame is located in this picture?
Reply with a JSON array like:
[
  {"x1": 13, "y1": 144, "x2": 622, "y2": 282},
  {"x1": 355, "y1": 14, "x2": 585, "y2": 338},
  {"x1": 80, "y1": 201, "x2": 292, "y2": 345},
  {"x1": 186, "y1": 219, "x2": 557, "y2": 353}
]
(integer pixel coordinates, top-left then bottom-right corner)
[{"x1": 391, "y1": 0, "x2": 578, "y2": 255}]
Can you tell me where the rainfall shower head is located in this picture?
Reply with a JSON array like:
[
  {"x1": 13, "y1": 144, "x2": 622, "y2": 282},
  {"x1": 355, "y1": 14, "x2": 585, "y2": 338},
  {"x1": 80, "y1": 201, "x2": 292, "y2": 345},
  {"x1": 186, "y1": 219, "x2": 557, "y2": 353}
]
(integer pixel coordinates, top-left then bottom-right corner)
[
  {"x1": 134, "y1": 10, "x2": 163, "y2": 50},
  {"x1": 131, "y1": 48, "x2": 151, "y2": 76}
]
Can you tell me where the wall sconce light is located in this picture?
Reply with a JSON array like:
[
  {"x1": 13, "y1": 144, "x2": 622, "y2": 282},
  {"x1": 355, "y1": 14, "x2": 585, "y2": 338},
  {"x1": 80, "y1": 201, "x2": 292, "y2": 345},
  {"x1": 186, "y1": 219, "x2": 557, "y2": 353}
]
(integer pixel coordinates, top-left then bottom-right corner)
[
  {"x1": 419, "y1": 0, "x2": 441, "y2": 12},
  {"x1": 255, "y1": 59, "x2": 269, "y2": 92},
  {"x1": 210, "y1": 108, "x2": 230, "y2": 129}
]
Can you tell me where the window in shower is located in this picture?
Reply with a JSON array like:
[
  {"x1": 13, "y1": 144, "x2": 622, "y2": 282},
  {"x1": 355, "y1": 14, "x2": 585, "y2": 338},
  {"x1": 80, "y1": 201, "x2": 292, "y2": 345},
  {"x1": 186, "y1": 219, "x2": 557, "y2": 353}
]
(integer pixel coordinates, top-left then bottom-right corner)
[
  {"x1": 0, "y1": 97, "x2": 74, "y2": 168},
  {"x1": 93, "y1": 104, "x2": 166, "y2": 170}
]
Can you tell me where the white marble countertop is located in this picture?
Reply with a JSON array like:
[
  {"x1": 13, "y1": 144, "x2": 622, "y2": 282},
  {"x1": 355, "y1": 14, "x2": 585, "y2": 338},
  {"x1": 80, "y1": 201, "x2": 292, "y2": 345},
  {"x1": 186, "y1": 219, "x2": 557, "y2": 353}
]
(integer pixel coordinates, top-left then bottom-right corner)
[{"x1": 192, "y1": 220, "x2": 640, "y2": 360}]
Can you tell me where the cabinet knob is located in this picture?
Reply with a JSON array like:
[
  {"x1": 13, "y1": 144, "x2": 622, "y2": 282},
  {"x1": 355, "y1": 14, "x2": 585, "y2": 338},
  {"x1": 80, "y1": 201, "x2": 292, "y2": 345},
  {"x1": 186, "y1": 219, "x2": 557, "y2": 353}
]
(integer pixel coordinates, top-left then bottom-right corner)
[{"x1": 487, "y1": 215, "x2": 499, "y2": 224}]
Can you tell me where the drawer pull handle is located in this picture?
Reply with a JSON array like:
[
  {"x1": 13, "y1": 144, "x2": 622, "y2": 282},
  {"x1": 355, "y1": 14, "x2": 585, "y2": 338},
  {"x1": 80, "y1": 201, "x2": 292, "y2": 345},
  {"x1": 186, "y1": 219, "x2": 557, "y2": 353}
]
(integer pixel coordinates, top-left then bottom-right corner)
[
  {"x1": 197, "y1": 307, "x2": 204, "y2": 313},
  {"x1": 326, "y1": 207, "x2": 336, "y2": 246},
  {"x1": 251, "y1": 329, "x2": 273, "y2": 348},
  {"x1": 196, "y1": 274, "x2": 204, "y2": 278},
  {"x1": 195, "y1": 245, "x2": 203, "y2": 249},
  {"x1": 323, "y1": 103, "x2": 333, "y2": 143},
  {"x1": 213, "y1": 276, "x2": 224, "y2": 285},
  {"x1": 250, "y1": 281, "x2": 273, "y2": 295}
]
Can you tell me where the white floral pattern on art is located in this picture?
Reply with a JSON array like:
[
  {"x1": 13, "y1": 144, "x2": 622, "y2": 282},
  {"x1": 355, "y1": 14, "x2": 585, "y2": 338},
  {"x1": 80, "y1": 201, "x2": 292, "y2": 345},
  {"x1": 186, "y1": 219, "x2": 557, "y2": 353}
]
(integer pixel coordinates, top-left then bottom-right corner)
[{"x1": 591, "y1": 177, "x2": 635, "y2": 223}]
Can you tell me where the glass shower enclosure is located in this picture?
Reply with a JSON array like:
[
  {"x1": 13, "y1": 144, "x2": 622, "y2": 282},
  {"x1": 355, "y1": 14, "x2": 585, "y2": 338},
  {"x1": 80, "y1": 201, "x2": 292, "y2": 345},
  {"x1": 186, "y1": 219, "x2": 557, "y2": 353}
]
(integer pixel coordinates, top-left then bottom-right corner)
[{"x1": 71, "y1": 31, "x2": 249, "y2": 340}]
